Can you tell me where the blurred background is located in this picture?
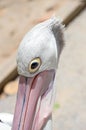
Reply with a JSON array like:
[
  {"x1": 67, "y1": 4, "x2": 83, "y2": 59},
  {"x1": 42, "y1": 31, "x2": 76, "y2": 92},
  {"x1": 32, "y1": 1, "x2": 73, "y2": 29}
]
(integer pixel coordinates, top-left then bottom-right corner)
[{"x1": 0, "y1": 0, "x2": 86, "y2": 130}]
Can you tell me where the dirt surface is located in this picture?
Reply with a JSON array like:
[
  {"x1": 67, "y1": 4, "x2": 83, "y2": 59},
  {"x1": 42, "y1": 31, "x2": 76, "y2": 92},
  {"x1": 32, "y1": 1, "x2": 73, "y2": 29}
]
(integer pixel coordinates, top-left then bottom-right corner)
[{"x1": 0, "y1": 0, "x2": 68, "y2": 64}]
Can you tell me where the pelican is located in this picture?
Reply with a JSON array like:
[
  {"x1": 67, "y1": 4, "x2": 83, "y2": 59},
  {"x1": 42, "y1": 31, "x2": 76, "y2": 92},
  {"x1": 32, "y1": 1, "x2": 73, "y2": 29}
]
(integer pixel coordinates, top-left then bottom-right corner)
[{"x1": 0, "y1": 17, "x2": 64, "y2": 130}]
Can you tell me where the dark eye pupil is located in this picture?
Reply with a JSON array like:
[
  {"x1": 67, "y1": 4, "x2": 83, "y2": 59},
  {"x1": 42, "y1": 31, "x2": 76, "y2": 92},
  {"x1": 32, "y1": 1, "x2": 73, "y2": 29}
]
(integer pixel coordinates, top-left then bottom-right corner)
[{"x1": 31, "y1": 62, "x2": 39, "y2": 69}]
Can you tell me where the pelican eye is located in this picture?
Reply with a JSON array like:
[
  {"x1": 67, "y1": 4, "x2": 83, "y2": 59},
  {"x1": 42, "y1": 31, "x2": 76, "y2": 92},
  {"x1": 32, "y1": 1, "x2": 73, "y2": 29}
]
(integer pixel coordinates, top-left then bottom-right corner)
[{"x1": 29, "y1": 58, "x2": 41, "y2": 73}]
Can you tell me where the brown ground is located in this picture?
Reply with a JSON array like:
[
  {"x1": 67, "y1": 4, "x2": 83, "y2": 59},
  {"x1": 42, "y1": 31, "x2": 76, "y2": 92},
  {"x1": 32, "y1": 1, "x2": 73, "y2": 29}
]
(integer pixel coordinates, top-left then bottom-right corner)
[{"x1": 0, "y1": 0, "x2": 68, "y2": 64}]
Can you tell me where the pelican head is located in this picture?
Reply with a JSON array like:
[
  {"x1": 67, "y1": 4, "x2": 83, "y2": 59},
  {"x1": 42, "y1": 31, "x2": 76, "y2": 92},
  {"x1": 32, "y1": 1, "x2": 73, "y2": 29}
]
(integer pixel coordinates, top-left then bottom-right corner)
[{"x1": 12, "y1": 17, "x2": 64, "y2": 130}]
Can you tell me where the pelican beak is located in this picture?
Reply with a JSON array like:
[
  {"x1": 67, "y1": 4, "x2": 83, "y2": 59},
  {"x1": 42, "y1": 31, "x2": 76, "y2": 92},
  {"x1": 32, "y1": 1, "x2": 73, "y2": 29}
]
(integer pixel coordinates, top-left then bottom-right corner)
[{"x1": 12, "y1": 69, "x2": 55, "y2": 130}]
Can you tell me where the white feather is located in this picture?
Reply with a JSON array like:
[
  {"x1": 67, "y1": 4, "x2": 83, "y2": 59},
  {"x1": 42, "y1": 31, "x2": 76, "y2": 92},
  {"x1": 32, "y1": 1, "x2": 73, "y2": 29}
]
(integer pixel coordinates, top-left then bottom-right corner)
[
  {"x1": 0, "y1": 113, "x2": 13, "y2": 126},
  {"x1": 0, "y1": 122, "x2": 11, "y2": 130}
]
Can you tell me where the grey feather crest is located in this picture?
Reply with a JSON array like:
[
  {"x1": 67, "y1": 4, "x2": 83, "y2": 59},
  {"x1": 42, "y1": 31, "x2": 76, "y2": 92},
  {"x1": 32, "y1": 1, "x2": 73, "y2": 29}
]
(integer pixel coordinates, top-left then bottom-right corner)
[{"x1": 39, "y1": 16, "x2": 65, "y2": 56}]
